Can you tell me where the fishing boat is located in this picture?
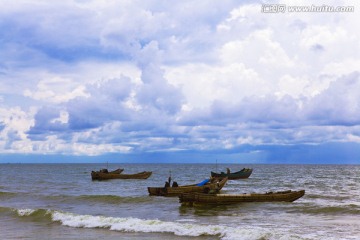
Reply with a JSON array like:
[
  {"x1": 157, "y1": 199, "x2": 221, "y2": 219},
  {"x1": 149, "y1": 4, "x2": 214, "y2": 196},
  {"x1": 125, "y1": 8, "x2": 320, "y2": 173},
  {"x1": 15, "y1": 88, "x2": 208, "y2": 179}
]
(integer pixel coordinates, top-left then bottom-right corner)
[
  {"x1": 90, "y1": 168, "x2": 124, "y2": 176},
  {"x1": 179, "y1": 189, "x2": 305, "y2": 206},
  {"x1": 108, "y1": 168, "x2": 124, "y2": 174},
  {"x1": 211, "y1": 168, "x2": 253, "y2": 180},
  {"x1": 91, "y1": 171, "x2": 152, "y2": 180},
  {"x1": 97, "y1": 168, "x2": 124, "y2": 174},
  {"x1": 148, "y1": 177, "x2": 228, "y2": 197}
]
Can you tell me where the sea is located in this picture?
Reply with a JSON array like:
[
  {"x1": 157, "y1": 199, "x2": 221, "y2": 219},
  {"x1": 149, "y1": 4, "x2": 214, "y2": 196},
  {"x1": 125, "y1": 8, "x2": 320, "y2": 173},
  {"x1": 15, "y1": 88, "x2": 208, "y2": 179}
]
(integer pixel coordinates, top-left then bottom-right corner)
[{"x1": 0, "y1": 163, "x2": 359, "y2": 240}]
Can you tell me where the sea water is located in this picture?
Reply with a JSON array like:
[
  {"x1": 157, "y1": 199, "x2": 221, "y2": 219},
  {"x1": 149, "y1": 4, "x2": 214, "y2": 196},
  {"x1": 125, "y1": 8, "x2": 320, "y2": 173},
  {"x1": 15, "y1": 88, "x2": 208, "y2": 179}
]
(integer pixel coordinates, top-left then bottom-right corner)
[{"x1": 0, "y1": 163, "x2": 359, "y2": 240}]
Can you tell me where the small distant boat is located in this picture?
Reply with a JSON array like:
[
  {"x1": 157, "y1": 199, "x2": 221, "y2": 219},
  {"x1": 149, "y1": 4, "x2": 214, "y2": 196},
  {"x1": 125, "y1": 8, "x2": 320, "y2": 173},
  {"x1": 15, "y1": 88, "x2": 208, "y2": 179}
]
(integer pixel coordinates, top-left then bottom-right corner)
[
  {"x1": 148, "y1": 177, "x2": 228, "y2": 197},
  {"x1": 211, "y1": 168, "x2": 253, "y2": 180},
  {"x1": 91, "y1": 170, "x2": 152, "y2": 180},
  {"x1": 179, "y1": 190, "x2": 305, "y2": 206}
]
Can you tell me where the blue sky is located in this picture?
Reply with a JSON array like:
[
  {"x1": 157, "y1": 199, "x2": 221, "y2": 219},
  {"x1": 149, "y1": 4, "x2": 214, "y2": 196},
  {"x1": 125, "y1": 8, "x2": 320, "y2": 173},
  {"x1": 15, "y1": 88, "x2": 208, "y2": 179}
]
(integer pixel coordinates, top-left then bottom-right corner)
[{"x1": 0, "y1": 0, "x2": 359, "y2": 164}]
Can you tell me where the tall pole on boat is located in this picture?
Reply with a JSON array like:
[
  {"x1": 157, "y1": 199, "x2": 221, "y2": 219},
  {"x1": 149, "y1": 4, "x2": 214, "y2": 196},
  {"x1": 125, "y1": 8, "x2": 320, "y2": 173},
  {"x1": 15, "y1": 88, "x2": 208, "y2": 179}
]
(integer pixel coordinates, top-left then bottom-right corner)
[{"x1": 168, "y1": 170, "x2": 172, "y2": 184}]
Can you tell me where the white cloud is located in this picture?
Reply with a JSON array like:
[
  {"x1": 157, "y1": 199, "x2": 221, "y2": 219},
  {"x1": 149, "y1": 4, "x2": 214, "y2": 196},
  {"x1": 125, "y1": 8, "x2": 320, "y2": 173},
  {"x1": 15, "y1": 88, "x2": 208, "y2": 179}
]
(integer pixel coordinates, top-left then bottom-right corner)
[
  {"x1": 276, "y1": 75, "x2": 310, "y2": 97},
  {"x1": 346, "y1": 133, "x2": 360, "y2": 143},
  {"x1": 23, "y1": 76, "x2": 89, "y2": 103},
  {"x1": 0, "y1": 106, "x2": 35, "y2": 152},
  {"x1": 305, "y1": 72, "x2": 360, "y2": 125},
  {"x1": 166, "y1": 62, "x2": 264, "y2": 109},
  {"x1": 321, "y1": 59, "x2": 360, "y2": 76},
  {"x1": 220, "y1": 29, "x2": 295, "y2": 69},
  {"x1": 70, "y1": 142, "x2": 132, "y2": 156},
  {"x1": 1, "y1": 0, "x2": 360, "y2": 157}
]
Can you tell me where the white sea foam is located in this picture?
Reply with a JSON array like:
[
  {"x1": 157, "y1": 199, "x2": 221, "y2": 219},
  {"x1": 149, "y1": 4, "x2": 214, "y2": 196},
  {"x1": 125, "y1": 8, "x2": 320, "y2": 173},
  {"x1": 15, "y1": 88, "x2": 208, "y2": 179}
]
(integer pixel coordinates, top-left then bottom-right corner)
[
  {"x1": 14, "y1": 207, "x2": 308, "y2": 240},
  {"x1": 50, "y1": 210, "x2": 303, "y2": 240},
  {"x1": 16, "y1": 208, "x2": 36, "y2": 216},
  {"x1": 52, "y1": 211, "x2": 225, "y2": 237},
  {"x1": 175, "y1": 218, "x2": 196, "y2": 222}
]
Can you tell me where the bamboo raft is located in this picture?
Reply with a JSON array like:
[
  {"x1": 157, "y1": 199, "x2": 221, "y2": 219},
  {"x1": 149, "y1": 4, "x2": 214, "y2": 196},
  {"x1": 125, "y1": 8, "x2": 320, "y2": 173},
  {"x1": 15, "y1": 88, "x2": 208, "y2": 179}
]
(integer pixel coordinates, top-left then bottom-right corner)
[
  {"x1": 148, "y1": 177, "x2": 228, "y2": 197},
  {"x1": 179, "y1": 190, "x2": 305, "y2": 206},
  {"x1": 91, "y1": 171, "x2": 152, "y2": 180}
]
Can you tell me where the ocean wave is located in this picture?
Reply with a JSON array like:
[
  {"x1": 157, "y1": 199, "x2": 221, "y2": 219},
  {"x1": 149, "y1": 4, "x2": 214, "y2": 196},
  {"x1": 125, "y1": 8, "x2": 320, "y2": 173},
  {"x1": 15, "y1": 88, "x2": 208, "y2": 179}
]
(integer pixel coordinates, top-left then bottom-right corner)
[
  {"x1": 0, "y1": 206, "x2": 54, "y2": 222},
  {"x1": 76, "y1": 195, "x2": 152, "y2": 204},
  {"x1": 16, "y1": 208, "x2": 38, "y2": 216},
  {"x1": 0, "y1": 206, "x2": 13, "y2": 214},
  {"x1": 291, "y1": 204, "x2": 360, "y2": 215},
  {"x1": 0, "y1": 191, "x2": 152, "y2": 205},
  {"x1": 15, "y1": 208, "x2": 54, "y2": 222},
  {"x1": 0, "y1": 191, "x2": 17, "y2": 198},
  {"x1": 7, "y1": 206, "x2": 311, "y2": 240},
  {"x1": 306, "y1": 193, "x2": 351, "y2": 201}
]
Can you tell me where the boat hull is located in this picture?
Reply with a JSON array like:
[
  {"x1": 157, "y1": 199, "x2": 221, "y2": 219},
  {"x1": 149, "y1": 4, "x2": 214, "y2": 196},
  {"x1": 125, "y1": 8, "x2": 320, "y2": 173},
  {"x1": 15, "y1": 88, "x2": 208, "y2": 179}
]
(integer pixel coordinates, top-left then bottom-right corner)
[
  {"x1": 91, "y1": 171, "x2": 152, "y2": 180},
  {"x1": 148, "y1": 177, "x2": 228, "y2": 197},
  {"x1": 211, "y1": 168, "x2": 253, "y2": 179},
  {"x1": 179, "y1": 190, "x2": 305, "y2": 206}
]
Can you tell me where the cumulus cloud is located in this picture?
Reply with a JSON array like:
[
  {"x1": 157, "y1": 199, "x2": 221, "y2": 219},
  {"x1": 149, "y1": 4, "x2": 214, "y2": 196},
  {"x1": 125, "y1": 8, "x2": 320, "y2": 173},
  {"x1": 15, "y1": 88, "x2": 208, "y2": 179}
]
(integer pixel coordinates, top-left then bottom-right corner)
[
  {"x1": 0, "y1": 0, "x2": 360, "y2": 160},
  {"x1": 305, "y1": 72, "x2": 360, "y2": 126},
  {"x1": 136, "y1": 41, "x2": 184, "y2": 114},
  {"x1": 28, "y1": 106, "x2": 67, "y2": 137},
  {"x1": 23, "y1": 76, "x2": 88, "y2": 103}
]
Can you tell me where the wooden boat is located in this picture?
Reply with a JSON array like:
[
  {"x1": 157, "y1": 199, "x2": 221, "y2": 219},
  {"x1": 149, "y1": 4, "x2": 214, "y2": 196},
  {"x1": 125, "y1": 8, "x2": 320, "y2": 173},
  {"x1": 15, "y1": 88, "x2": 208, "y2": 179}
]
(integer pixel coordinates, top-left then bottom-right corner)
[
  {"x1": 108, "y1": 168, "x2": 124, "y2": 174},
  {"x1": 179, "y1": 190, "x2": 305, "y2": 206},
  {"x1": 99, "y1": 168, "x2": 124, "y2": 174},
  {"x1": 90, "y1": 168, "x2": 124, "y2": 180},
  {"x1": 91, "y1": 171, "x2": 152, "y2": 180},
  {"x1": 211, "y1": 168, "x2": 253, "y2": 179},
  {"x1": 147, "y1": 177, "x2": 228, "y2": 197}
]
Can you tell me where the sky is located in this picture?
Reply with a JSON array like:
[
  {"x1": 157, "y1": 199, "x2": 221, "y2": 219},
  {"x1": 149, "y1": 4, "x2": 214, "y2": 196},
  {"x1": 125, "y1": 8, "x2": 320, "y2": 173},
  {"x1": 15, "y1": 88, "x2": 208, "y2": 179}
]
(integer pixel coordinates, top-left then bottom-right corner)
[{"x1": 0, "y1": 0, "x2": 360, "y2": 164}]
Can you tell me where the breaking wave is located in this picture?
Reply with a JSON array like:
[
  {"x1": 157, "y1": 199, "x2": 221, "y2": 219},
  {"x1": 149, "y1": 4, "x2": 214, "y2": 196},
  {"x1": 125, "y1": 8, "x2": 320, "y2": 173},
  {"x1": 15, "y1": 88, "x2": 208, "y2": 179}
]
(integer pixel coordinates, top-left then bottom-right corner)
[{"x1": 5, "y1": 206, "x2": 311, "y2": 240}]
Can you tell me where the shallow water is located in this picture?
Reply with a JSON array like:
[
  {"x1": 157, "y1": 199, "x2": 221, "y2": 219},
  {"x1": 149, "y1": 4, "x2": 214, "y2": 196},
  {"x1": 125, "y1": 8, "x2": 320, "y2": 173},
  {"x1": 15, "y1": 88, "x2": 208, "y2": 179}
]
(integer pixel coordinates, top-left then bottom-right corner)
[{"x1": 1, "y1": 163, "x2": 359, "y2": 239}]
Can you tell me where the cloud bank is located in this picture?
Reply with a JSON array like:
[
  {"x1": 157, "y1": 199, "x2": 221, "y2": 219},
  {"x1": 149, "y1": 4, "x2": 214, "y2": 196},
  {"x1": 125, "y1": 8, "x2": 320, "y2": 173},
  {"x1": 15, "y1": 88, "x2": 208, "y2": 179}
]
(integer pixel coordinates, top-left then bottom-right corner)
[{"x1": 0, "y1": 0, "x2": 359, "y2": 163}]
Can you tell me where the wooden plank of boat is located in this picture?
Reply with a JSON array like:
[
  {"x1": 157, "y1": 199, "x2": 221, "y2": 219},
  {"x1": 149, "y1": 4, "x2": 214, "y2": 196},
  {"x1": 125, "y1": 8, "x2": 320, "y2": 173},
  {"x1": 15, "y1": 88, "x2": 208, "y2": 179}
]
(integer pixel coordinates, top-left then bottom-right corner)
[
  {"x1": 148, "y1": 177, "x2": 228, "y2": 197},
  {"x1": 211, "y1": 168, "x2": 253, "y2": 180},
  {"x1": 91, "y1": 171, "x2": 152, "y2": 180},
  {"x1": 92, "y1": 168, "x2": 124, "y2": 174},
  {"x1": 108, "y1": 168, "x2": 124, "y2": 174},
  {"x1": 179, "y1": 189, "x2": 305, "y2": 206}
]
